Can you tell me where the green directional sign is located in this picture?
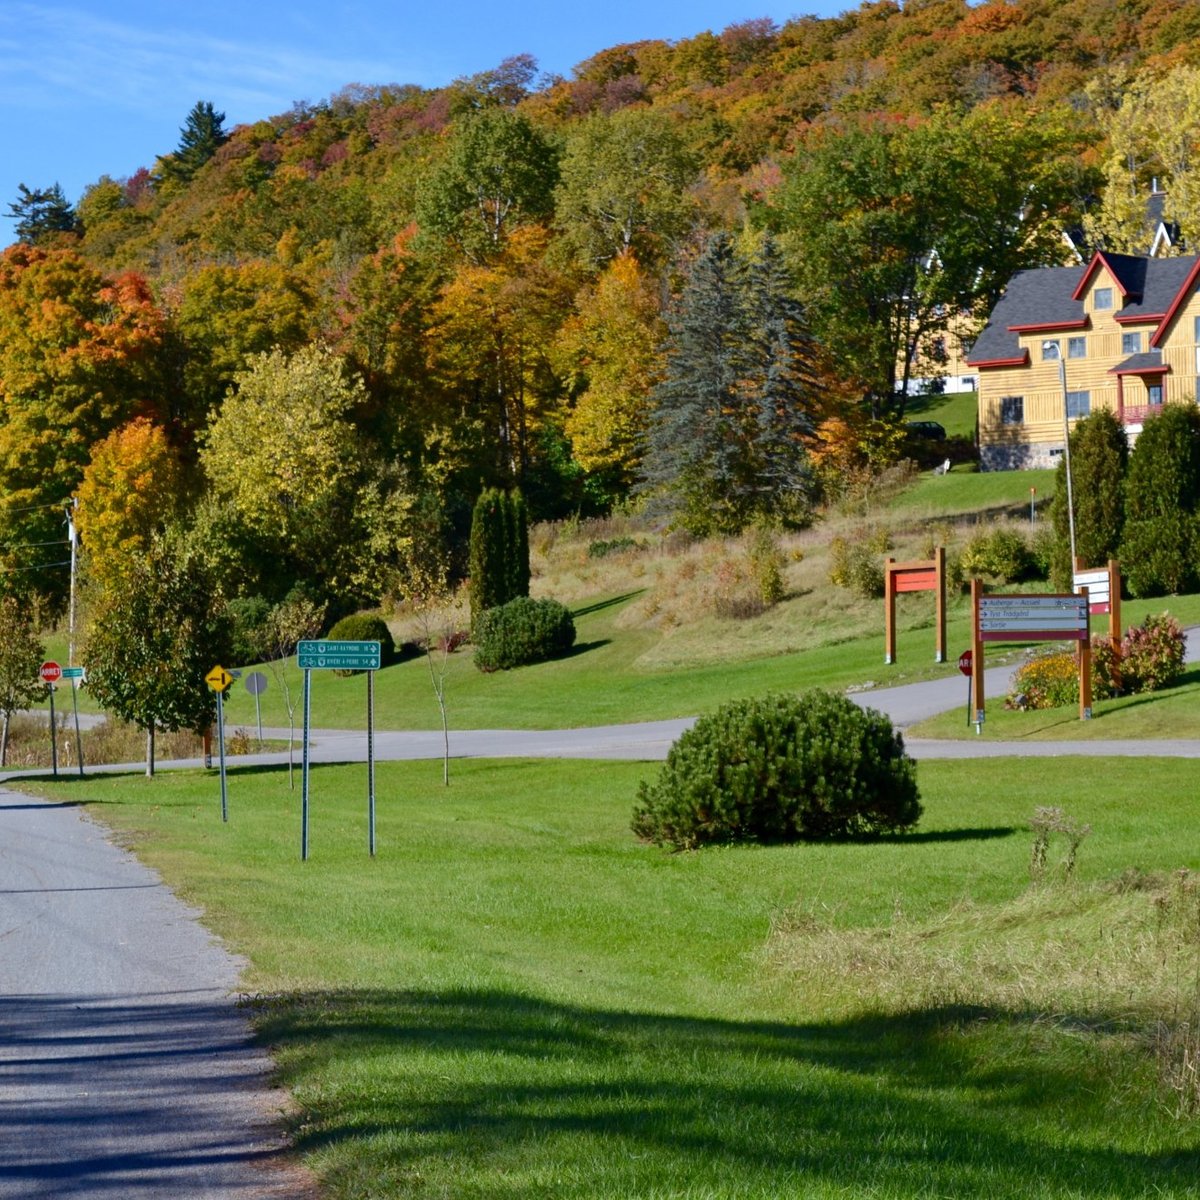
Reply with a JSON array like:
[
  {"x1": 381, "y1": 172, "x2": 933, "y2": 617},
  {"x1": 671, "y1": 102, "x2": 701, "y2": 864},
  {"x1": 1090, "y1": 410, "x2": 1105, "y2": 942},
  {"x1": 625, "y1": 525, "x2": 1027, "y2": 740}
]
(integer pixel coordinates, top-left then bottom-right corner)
[{"x1": 297, "y1": 639, "x2": 382, "y2": 671}]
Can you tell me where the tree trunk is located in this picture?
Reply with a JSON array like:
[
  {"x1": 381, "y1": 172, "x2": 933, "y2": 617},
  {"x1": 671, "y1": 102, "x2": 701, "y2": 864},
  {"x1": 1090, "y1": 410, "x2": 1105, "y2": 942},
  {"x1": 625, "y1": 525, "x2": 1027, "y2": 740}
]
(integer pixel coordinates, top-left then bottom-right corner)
[
  {"x1": 145, "y1": 724, "x2": 155, "y2": 778},
  {"x1": 0, "y1": 711, "x2": 8, "y2": 768}
]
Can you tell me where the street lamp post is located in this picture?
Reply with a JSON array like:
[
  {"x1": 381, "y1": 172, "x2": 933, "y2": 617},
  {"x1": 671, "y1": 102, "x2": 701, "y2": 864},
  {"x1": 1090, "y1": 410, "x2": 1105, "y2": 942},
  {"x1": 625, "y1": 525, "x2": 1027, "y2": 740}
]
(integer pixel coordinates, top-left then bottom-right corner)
[{"x1": 1044, "y1": 341, "x2": 1077, "y2": 567}]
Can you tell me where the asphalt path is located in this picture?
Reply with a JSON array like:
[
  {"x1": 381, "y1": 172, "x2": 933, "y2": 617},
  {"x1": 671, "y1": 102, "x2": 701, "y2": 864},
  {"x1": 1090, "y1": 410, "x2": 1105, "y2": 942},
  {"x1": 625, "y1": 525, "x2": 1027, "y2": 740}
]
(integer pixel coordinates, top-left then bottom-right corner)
[
  {"x1": 2, "y1": 631, "x2": 1198, "y2": 1197},
  {"x1": 0, "y1": 790, "x2": 316, "y2": 1199}
]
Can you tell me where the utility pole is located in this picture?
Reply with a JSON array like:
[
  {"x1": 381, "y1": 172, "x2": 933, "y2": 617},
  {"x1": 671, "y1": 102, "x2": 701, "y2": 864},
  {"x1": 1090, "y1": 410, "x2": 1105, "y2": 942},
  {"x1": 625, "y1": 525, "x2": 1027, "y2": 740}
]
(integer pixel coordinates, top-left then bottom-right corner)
[
  {"x1": 66, "y1": 498, "x2": 78, "y2": 666},
  {"x1": 1043, "y1": 341, "x2": 1077, "y2": 566}
]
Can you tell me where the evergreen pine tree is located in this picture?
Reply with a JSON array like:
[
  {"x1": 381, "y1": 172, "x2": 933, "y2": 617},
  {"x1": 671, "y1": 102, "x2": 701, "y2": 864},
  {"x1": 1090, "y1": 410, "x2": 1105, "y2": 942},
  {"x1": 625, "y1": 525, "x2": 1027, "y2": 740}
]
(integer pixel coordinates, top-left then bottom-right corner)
[
  {"x1": 1049, "y1": 410, "x2": 1128, "y2": 589},
  {"x1": 742, "y1": 235, "x2": 818, "y2": 527},
  {"x1": 507, "y1": 489, "x2": 531, "y2": 600},
  {"x1": 640, "y1": 233, "x2": 818, "y2": 535},
  {"x1": 163, "y1": 101, "x2": 228, "y2": 184},
  {"x1": 6, "y1": 183, "x2": 78, "y2": 244},
  {"x1": 640, "y1": 233, "x2": 743, "y2": 535},
  {"x1": 469, "y1": 488, "x2": 508, "y2": 626},
  {"x1": 1119, "y1": 404, "x2": 1200, "y2": 597}
]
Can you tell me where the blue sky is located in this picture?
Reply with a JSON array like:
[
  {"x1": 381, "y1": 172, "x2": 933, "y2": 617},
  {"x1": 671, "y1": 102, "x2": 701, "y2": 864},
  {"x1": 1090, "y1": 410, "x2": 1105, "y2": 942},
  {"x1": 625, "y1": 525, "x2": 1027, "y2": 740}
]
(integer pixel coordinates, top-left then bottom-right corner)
[{"x1": 1, "y1": 0, "x2": 849, "y2": 236}]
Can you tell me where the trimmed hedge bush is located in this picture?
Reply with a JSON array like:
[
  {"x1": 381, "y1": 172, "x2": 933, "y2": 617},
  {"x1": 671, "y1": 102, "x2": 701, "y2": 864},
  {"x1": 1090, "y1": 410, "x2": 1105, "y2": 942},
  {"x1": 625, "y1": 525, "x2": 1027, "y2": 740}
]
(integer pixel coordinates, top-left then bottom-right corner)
[
  {"x1": 326, "y1": 612, "x2": 396, "y2": 675},
  {"x1": 632, "y1": 691, "x2": 921, "y2": 850},
  {"x1": 473, "y1": 596, "x2": 576, "y2": 672}
]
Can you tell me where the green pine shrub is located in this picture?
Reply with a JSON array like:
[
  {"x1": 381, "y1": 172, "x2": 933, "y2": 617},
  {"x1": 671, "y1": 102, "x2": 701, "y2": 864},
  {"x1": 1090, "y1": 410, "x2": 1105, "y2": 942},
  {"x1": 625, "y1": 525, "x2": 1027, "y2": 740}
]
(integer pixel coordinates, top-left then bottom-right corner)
[
  {"x1": 469, "y1": 488, "x2": 531, "y2": 627},
  {"x1": 631, "y1": 691, "x2": 921, "y2": 850},
  {"x1": 326, "y1": 612, "x2": 396, "y2": 676},
  {"x1": 473, "y1": 597, "x2": 576, "y2": 672}
]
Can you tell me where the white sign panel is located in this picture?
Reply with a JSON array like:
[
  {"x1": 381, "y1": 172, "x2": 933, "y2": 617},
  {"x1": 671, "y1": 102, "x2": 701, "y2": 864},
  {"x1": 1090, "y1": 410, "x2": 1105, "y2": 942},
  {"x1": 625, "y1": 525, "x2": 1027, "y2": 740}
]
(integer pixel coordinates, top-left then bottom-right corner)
[
  {"x1": 979, "y1": 594, "x2": 1088, "y2": 641},
  {"x1": 1072, "y1": 568, "x2": 1110, "y2": 611}
]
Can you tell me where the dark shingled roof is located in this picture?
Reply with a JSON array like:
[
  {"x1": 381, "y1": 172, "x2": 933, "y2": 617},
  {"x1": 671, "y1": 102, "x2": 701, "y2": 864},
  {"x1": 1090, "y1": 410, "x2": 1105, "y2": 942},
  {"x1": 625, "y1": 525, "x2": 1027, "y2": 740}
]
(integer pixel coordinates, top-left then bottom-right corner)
[
  {"x1": 969, "y1": 255, "x2": 1200, "y2": 366},
  {"x1": 1111, "y1": 350, "x2": 1166, "y2": 374},
  {"x1": 968, "y1": 265, "x2": 1085, "y2": 363}
]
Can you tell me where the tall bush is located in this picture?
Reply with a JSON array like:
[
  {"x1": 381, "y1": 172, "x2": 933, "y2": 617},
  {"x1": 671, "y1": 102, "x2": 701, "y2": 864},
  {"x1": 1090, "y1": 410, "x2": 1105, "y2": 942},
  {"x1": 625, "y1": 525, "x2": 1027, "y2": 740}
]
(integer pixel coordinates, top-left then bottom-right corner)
[
  {"x1": 1050, "y1": 410, "x2": 1128, "y2": 589},
  {"x1": 469, "y1": 488, "x2": 530, "y2": 628},
  {"x1": 1120, "y1": 404, "x2": 1200, "y2": 596}
]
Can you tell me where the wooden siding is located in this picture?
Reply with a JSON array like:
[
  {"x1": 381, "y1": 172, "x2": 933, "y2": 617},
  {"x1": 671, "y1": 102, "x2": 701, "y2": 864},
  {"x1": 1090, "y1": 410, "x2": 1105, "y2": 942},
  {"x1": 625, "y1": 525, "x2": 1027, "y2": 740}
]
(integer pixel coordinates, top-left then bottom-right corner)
[{"x1": 978, "y1": 269, "x2": 1200, "y2": 458}]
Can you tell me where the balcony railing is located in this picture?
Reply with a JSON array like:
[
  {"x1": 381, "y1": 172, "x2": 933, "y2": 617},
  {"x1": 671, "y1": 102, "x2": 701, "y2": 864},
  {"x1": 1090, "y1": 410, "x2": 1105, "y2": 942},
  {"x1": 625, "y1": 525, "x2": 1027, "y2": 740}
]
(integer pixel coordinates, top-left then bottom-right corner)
[{"x1": 1119, "y1": 402, "x2": 1162, "y2": 426}]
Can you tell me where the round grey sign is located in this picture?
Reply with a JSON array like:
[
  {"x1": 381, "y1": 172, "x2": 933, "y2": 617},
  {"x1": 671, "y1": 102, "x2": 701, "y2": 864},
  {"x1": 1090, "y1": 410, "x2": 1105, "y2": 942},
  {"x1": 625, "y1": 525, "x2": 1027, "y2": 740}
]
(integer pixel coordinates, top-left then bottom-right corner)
[{"x1": 244, "y1": 670, "x2": 269, "y2": 696}]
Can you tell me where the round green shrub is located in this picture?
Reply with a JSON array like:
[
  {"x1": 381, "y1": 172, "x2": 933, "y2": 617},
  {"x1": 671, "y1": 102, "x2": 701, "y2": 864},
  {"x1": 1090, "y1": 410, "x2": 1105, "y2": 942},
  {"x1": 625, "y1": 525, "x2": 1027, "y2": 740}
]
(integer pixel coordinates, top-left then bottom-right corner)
[
  {"x1": 326, "y1": 612, "x2": 396, "y2": 675},
  {"x1": 473, "y1": 596, "x2": 576, "y2": 672},
  {"x1": 632, "y1": 691, "x2": 922, "y2": 850}
]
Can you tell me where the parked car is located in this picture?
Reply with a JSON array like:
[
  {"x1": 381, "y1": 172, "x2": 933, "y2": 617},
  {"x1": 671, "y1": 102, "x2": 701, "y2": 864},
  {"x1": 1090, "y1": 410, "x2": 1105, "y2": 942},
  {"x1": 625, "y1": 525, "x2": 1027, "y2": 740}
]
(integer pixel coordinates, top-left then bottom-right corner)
[{"x1": 905, "y1": 420, "x2": 946, "y2": 441}]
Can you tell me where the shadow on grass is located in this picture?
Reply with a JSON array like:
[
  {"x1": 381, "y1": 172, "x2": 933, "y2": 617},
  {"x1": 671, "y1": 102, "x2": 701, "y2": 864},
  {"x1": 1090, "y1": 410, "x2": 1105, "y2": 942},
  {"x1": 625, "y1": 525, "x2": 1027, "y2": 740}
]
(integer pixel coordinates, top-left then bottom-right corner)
[
  {"x1": 253, "y1": 987, "x2": 1197, "y2": 1198},
  {"x1": 874, "y1": 825, "x2": 1017, "y2": 844},
  {"x1": 571, "y1": 591, "x2": 643, "y2": 619}
]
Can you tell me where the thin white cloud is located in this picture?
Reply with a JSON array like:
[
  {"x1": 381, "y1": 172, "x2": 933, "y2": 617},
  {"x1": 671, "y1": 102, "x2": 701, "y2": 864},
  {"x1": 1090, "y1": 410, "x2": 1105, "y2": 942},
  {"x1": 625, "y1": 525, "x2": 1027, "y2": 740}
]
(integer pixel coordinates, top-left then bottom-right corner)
[{"x1": 0, "y1": 3, "x2": 429, "y2": 118}]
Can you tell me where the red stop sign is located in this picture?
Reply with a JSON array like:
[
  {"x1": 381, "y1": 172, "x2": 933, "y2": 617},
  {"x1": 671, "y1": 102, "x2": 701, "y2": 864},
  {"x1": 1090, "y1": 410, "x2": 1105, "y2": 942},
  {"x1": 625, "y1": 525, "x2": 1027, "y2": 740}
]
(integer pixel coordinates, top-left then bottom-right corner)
[
  {"x1": 957, "y1": 650, "x2": 973, "y2": 677},
  {"x1": 39, "y1": 660, "x2": 62, "y2": 685}
]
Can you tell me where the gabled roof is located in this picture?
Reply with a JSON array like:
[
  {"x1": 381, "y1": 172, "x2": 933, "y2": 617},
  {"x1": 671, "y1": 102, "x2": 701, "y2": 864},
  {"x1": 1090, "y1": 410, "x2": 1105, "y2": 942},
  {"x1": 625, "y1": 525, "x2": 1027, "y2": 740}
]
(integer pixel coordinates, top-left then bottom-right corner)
[
  {"x1": 1150, "y1": 256, "x2": 1200, "y2": 348},
  {"x1": 1071, "y1": 251, "x2": 1148, "y2": 301},
  {"x1": 966, "y1": 265, "x2": 1085, "y2": 365},
  {"x1": 969, "y1": 254, "x2": 1200, "y2": 368}
]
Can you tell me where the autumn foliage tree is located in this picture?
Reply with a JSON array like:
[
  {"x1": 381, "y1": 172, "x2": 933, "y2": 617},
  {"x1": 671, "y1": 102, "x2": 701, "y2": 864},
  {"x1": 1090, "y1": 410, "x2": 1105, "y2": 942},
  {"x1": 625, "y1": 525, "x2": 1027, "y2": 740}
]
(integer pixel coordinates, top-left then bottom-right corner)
[
  {"x1": 76, "y1": 418, "x2": 184, "y2": 588},
  {"x1": 0, "y1": 246, "x2": 165, "y2": 608}
]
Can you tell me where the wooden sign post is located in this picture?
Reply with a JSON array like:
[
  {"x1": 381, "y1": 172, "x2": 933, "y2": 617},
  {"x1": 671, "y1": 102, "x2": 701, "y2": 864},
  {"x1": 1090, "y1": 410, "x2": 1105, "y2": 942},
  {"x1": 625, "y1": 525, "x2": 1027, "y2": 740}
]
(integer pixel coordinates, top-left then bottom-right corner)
[
  {"x1": 884, "y1": 547, "x2": 946, "y2": 665},
  {"x1": 1073, "y1": 557, "x2": 1122, "y2": 662},
  {"x1": 970, "y1": 580, "x2": 1092, "y2": 728}
]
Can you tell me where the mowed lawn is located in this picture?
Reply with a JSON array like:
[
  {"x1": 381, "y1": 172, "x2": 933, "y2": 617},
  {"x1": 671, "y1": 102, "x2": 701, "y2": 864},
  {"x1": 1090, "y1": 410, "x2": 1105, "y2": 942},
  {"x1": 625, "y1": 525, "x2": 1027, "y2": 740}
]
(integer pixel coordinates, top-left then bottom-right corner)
[{"x1": 29, "y1": 754, "x2": 1200, "y2": 1198}]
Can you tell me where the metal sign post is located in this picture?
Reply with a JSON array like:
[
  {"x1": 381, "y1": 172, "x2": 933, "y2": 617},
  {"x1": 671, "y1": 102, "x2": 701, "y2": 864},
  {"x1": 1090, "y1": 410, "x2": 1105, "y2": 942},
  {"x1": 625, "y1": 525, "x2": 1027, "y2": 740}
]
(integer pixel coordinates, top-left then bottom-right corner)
[
  {"x1": 205, "y1": 665, "x2": 234, "y2": 821},
  {"x1": 244, "y1": 671, "x2": 268, "y2": 742},
  {"x1": 61, "y1": 666, "x2": 85, "y2": 777},
  {"x1": 296, "y1": 640, "x2": 382, "y2": 861},
  {"x1": 39, "y1": 661, "x2": 62, "y2": 776},
  {"x1": 367, "y1": 669, "x2": 376, "y2": 857},
  {"x1": 301, "y1": 667, "x2": 311, "y2": 861}
]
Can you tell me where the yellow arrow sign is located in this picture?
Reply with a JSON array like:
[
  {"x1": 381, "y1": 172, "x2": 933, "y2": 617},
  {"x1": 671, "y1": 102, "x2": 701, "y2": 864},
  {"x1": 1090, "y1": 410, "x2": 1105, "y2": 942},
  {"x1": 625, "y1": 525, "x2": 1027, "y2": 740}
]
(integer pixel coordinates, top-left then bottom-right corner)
[{"x1": 205, "y1": 665, "x2": 234, "y2": 693}]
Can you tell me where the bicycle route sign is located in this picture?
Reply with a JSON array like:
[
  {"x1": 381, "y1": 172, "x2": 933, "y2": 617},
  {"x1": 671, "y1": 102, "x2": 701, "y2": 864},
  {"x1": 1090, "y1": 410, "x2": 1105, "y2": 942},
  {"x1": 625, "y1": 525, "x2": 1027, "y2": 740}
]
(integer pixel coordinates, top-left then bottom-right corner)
[{"x1": 297, "y1": 639, "x2": 381, "y2": 671}]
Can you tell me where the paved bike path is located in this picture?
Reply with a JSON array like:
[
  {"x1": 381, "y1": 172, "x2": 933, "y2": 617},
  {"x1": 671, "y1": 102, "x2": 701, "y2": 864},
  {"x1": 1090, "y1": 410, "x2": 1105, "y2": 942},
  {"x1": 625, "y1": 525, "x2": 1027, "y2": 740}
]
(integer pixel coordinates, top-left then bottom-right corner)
[{"x1": 0, "y1": 789, "x2": 315, "y2": 1199}]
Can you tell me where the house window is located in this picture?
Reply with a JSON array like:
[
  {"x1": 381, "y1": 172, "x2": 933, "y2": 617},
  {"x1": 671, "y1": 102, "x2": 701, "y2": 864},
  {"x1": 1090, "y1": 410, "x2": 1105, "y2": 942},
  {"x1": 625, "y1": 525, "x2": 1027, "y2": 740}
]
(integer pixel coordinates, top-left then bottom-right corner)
[
  {"x1": 1066, "y1": 390, "x2": 1090, "y2": 419},
  {"x1": 1041, "y1": 340, "x2": 1060, "y2": 360},
  {"x1": 1068, "y1": 336, "x2": 1087, "y2": 359},
  {"x1": 1148, "y1": 383, "x2": 1163, "y2": 407},
  {"x1": 1000, "y1": 396, "x2": 1024, "y2": 425},
  {"x1": 1122, "y1": 331, "x2": 1143, "y2": 355},
  {"x1": 1094, "y1": 287, "x2": 1114, "y2": 311}
]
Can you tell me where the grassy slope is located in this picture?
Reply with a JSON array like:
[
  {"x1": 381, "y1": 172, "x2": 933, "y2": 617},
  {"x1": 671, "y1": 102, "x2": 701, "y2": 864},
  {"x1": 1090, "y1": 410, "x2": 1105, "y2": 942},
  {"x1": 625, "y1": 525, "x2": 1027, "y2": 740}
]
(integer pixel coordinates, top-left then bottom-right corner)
[{"x1": 29, "y1": 757, "x2": 1200, "y2": 1198}]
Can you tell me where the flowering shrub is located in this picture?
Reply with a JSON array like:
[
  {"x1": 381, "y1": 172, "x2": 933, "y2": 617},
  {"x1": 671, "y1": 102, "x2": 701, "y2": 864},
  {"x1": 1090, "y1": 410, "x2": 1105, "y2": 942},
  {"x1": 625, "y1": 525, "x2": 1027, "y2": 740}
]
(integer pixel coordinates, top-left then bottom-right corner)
[
  {"x1": 1006, "y1": 613, "x2": 1185, "y2": 710},
  {"x1": 1121, "y1": 613, "x2": 1186, "y2": 692},
  {"x1": 1007, "y1": 648, "x2": 1089, "y2": 710}
]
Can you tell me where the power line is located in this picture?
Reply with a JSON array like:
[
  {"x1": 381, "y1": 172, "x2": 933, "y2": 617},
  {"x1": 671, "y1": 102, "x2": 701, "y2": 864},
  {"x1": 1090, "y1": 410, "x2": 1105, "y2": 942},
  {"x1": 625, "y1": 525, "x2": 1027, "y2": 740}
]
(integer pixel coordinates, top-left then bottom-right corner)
[
  {"x1": 0, "y1": 560, "x2": 71, "y2": 575},
  {"x1": 0, "y1": 500, "x2": 69, "y2": 515},
  {"x1": 0, "y1": 539, "x2": 70, "y2": 552}
]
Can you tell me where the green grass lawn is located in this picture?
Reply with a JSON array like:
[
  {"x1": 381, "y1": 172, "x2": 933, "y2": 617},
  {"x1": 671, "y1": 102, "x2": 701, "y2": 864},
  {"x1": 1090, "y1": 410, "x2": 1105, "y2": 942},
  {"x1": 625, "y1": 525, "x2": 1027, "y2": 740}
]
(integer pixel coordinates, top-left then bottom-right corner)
[
  {"x1": 210, "y1": 589, "x2": 1200, "y2": 735},
  {"x1": 28, "y1": 756, "x2": 1200, "y2": 1198},
  {"x1": 885, "y1": 466, "x2": 1057, "y2": 519},
  {"x1": 904, "y1": 389, "x2": 978, "y2": 440},
  {"x1": 912, "y1": 664, "x2": 1200, "y2": 741}
]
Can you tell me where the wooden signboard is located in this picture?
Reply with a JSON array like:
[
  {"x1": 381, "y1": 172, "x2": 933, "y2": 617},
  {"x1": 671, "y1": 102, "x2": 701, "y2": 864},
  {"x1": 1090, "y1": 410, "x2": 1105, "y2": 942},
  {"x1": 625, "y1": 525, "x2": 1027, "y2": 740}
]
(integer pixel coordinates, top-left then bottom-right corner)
[
  {"x1": 884, "y1": 548, "x2": 946, "y2": 665},
  {"x1": 970, "y1": 581, "x2": 1093, "y2": 725}
]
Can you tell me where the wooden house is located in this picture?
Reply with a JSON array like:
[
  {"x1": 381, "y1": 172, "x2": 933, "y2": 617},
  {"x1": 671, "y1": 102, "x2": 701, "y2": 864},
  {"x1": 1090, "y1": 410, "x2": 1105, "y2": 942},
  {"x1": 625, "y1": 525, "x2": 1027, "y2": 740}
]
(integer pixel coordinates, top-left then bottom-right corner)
[{"x1": 968, "y1": 251, "x2": 1200, "y2": 470}]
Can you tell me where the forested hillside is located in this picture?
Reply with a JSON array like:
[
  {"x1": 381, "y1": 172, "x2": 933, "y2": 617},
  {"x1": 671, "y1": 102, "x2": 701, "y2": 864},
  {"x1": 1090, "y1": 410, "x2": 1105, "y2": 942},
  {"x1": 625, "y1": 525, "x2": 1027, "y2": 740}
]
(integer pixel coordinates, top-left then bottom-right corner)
[{"x1": 4, "y1": 0, "x2": 1200, "y2": 620}]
